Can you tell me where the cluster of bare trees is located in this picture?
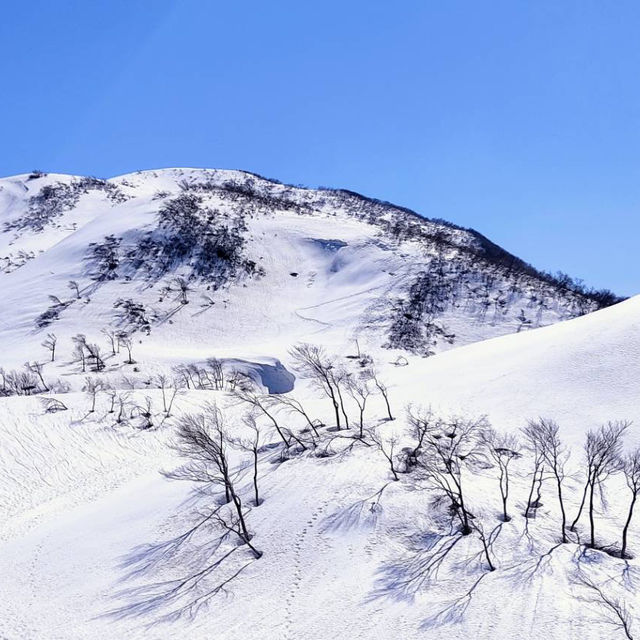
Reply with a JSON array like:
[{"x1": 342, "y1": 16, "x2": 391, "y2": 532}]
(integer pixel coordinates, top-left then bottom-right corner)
[
  {"x1": 158, "y1": 344, "x2": 397, "y2": 574},
  {"x1": 0, "y1": 363, "x2": 49, "y2": 396},
  {"x1": 290, "y1": 343, "x2": 393, "y2": 432},
  {"x1": 76, "y1": 372, "x2": 187, "y2": 428},
  {"x1": 387, "y1": 410, "x2": 640, "y2": 563},
  {"x1": 68, "y1": 330, "x2": 134, "y2": 372},
  {"x1": 173, "y1": 358, "x2": 247, "y2": 393}
]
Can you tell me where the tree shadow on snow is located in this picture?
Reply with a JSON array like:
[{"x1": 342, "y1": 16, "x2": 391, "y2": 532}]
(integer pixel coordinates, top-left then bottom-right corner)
[{"x1": 99, "y1": 486, "x2": 259, "y2": 626}]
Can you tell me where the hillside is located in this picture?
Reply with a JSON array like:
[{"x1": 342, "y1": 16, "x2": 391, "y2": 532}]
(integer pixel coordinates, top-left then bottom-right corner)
[
  {"x1": 0, "y1": 168, "x2": 637, "y2": 640},
  {"x1": 0, "y1": 168, "x2": 620, "y2": 368}
]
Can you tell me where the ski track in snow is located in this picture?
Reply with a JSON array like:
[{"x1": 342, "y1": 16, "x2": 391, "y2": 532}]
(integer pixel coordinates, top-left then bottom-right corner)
[{"x1": 282, "y1": 498, "x2": 332, "y2": 640}]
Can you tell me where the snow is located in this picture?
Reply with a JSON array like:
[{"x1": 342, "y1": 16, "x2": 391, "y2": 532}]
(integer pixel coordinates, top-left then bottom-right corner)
[{"x1": 0, "y1": 168, "x2": 637, "y2": 639}]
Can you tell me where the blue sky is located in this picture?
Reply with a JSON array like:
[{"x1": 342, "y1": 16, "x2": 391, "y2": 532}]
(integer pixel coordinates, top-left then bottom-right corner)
[{"x1": 1, "y1": 1, "x2": 638, "y2": 295}]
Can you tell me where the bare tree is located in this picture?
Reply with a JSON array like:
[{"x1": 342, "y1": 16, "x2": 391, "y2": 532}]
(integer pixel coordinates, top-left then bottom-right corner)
[
  {"x1": 332, "y1": 364, "x2": 351, "y2": 430},
  {"x1": 25, "y1": 361, "x2": 48, "y2": 392},
  {"x1": 482, "y1": 428, "x2": 521, "y2": 522},
  {"x1": 527, "y1": 418, "x2": 569, "y2": 543},
  {"x1": 131, "y1": 396, "x2": 154, "y2": 429},
  {"x1": 232, "y1": 387, "x2": 306, "y2": 450},
  {"x1": 85, "y1": 342, "x2": 105, "y2": 372},
  {"x1": 572, "y1": 421, "x2": 627, "y2": 548},
  {"x1": 370, "y1": 428, "x2": 400, "y2": 481},
  {"x1": 206, "y1": 358, "x2": 225, "y2": 390},
  {"x1": 115, "y1": 392, "x2": 131, "y2": 424},
  {"x1": 265, "y1": 394, "x2": 320, "y2": 439},
  {"x1": 346, "y1": 373, "x2": 373, "y2": 438},
  {"x1": 472, "y1": 520, "x2": 499, "y2": 571},
  {"x1": 235, "y1": 414, "x2": 263, "y2": 506},
  {"x1": 104, "y1": 385, "x2": 117, "y2": 413},
  {"x1": 173, "y1": 405, "x2": 262, "y2": 558},
  {"x1": 621, "y1": 446, "x2": 640, "y2": 559},
  {"x1": 68, "y1": 280, "x2": 81, "y2": 299},
  {"x1": 521, "y1": 422, "x2": 546, "y2": 519},
  {"x1": 290, "y1": 343, "x2": 342, "y2": 429},
  {"x1": 370, "y1": 367, "x2": 394, "y2": 421},
  {"x1": 42, "y1": 333, "x2": 57, "y2": 362},
  {"x1": 72, "y1": 334, "x2": 87, "y2": 372},
  {"x1": 102, "y1": 328, "x2": 118, "y2": 356},
  {"x1": 83, "y1": 376, "x2": 103, "y2": 413},
  {"x1": 406, "y1": 405, "x2": 437, "y2": 467},
  {"x1": 118, "y1": 332, "x2": 134, "y2": 364},
  {"x1": 156, "y1": 373, "x2": 183, "y2": 416},
  {"x1": 174, "y1": 277, "x2": 191, "y2": 305},
  {"x1": 418, "y1": 415, "x2": 489, "y2": 535}
]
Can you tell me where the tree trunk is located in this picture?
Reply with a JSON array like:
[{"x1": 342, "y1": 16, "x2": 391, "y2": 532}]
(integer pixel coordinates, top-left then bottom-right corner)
[
  {"x1": 253, "y1": 449, "x2": 260, "y2": 507},
  {"x1": 571, "y1": 477, "x2": 591, "y2": 531},
  {"x1": 555, "y1": 473, "x2": 567, "y2": 543},
  {"x1": 588, "y1": 478, "x2": 597, "y2": 548},
  {"x1": 621, "y1": 492, "x2": 637, "y2": 559},
  {"x1": 524, "y1": 465, "x2": 539, "y2": 518}
]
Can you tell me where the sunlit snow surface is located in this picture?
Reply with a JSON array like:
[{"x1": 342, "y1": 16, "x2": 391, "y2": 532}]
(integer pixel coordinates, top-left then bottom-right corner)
[{"x1": 0, "y1": 169, "x2": 638, "y2": 639}]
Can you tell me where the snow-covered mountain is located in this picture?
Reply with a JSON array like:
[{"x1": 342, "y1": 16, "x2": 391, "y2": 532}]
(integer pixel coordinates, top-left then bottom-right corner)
[
  {"x1": 0, "y1": 168, "x2": 620, "y2": 365},
  {"x1": 0, "y1": 168, "x2": 637, "y2": 640}
]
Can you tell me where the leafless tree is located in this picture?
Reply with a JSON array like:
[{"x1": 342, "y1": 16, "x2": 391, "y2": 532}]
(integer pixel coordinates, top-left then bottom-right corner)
[
  {"x1": 0, "y1": 366, "x2": 40, "y2": 395},
  {"x1": 68, "y1": 280, "x2": 81, "y2": 299},
  {"x1": 526, "y1": 418, "x2": 569, "y2": 542},
  {"x1": 206, "y1": 358, "x2": 225, "y2": 390},
  {"x1": 174, "y1": 277, "x2": 191, "y2": 305},
  {"x1": 118, "y1": 332, "x2": 134, "y2": 364},
  {"x1": 418, "y1": 415, "x2": 489, "y2": 535},
  {"x1": 370, "y1": 428, "x2": 400, "y2": 481},
  {"x1": 104, "y1": 385, "x2": 117, "y2": 413},
  {"x1": 172, "y1": 364, "x2": 195, "y2": 390},
  {"x1": 156, "y1": 373, "x2": 183, "y2": 416},
  {"x1": 333, "y1": 365, "x2": 351, "y2": 430},
  {"x1": 102, "y1": 328, "x2": 118, "y2": 356},
  {"x1": 521, "y1": 422, "x2": 546, "y2": 519},
  {"x1": 370, "y1": 367, "x2": 394, "y2": 421},
  {"x1": 172, "y1": 405, "x2": 262, "y2": 558},
  {"x1": 346, "y1": 373, "x2": 373, "y2": 438},
  {"x1": 472, "y1": 520, "x2": 499, "y2": 571},
  {"x1": 83, "y1": 376, "x2": 103, "y2": 413},
  {"x1": 25, "y1": 361, "x2": 49, "y2": 392},
  {"x1": 572, "y1": 421, "x2": 627, "y2": 548},
  {"x1": 621, "y1": 446, "x2": 640, "y2": 559},
  {"x1": 72, "y1": 334, "x2": 87, "y2": 372},
  {"x1": 115, "y1": 392, "x2": 131, "y2": 424},
  {"x1": 265, "y1": 394, "x2": 320, "y2": 438},
  {"x1": 131, "y1": 396, "x2": 154, "y2": 429},
  {"x1": 235, "y1": 414, "x2": 263, "y2": 506},
  {"x1": 85, "y1": 342, "x2": 105, "y2": 372},
  {"x1": 289, "y1": 343, "x2": 343, "y2": 429},
  {"x1": 482, "y1": 428, "x2": 521, "y2": 522},
  {"x1": 232, "y1": 387, "x2": 307, "y2": 450},
  {"x1": 406, "y1": 405, "x2": 438, "y2": 466},
  {"x1": 42, "y1": 332, "x2": 57, "y2": 362}
]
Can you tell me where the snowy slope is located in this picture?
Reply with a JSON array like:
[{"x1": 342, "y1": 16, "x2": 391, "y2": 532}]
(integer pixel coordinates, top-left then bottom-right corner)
[
  {"x1": 0, "y1": 167, "x2": 616, "y2": 367},
  {"x1": 396, "y1": 293, "x2": 640, "y2": 447},
  {"x1": 0, "y1": 168, "x2": 637, "y2": 640}
]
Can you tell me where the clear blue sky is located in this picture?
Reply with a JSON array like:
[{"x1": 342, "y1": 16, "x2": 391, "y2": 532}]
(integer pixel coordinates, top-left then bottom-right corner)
[{"x1": 1, "y1": 1, "x2": 638, "y2": 295}]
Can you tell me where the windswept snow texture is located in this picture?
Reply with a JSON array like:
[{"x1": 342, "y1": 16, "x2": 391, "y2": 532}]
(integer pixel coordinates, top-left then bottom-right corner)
[{"x1": 0, "y1": 167, "x2": 636, "y2": 640}]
